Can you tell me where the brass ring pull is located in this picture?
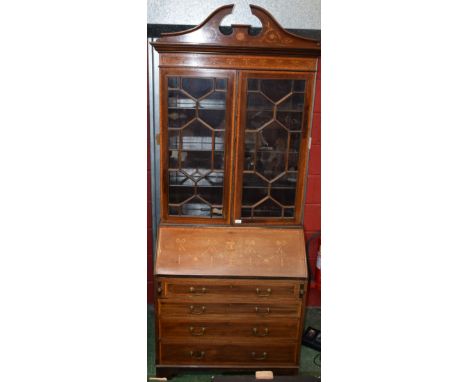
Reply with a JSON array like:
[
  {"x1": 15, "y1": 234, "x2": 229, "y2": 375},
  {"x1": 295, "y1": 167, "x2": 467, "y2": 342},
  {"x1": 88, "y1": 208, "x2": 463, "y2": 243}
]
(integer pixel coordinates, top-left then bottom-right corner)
[
  {"x1": 251, "y1": 351, "x2": 267, "y2": 360},
  {"x1": 252, "y1": 327, "x2": 269, "y2": 337},
  {"x1": 190, "y1": 350, "x2": 205, "y2": 360},
  {"x1": 189, "y1": 305, "x2": 206, "y2": 315},
  {"x1": 189, "y1": 286, "x2": 207, "y2": 295},
  {"x1": 189, "y1": 326, "x2": 206, "y2": 336},
  {"x1": 256, "y1": 287, "x2": 272, "y2": 297},
  {"x1": 255, "y1": 306, "x2": 270, "y2": 316}
]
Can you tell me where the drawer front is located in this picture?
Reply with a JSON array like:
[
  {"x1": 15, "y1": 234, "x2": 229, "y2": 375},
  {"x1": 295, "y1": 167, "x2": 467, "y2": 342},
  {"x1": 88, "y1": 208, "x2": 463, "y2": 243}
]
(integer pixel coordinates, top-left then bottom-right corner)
[
  {"x1": 160, "y1": 342, "x2": 297, "y2": 365},
  {"x1": 160, "y1": 278, "x2": 301, "y2": 300},
  {"x1": 160, "y1": 318, "x2": 299, "y2": 340},
  {"x1": 159, "y1": 301, "x2": 301, "y2": 318}
]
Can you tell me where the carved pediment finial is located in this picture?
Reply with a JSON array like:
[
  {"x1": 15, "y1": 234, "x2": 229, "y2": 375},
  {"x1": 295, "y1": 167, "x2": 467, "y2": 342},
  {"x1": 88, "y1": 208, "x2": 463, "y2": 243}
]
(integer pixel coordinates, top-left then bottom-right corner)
[{"x1": 153, "y1": 4, "x2": 320, "y2": 57}]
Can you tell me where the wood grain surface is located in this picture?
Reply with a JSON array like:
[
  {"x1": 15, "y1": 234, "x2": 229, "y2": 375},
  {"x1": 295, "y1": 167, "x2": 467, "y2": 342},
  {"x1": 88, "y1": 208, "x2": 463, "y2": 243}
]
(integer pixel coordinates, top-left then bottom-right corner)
[{"x1": 155, "y1": 226, "x2": 308, "y2": 278}]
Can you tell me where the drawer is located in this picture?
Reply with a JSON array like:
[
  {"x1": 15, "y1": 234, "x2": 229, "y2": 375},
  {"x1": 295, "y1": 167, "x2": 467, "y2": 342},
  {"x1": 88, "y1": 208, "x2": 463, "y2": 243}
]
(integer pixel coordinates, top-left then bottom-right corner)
[
  {"x1": 160, "y1": 318, "x2": 299, "y2": 340},
  {"x1": 159, "y1": 278, "x2": 302, "y2": 300},
  {"x1": 159, "y1": 342, "x2": 297, "y2": 365},
  {"x1": 158, "y1": 301, "x2": 301, "y2": 318}
]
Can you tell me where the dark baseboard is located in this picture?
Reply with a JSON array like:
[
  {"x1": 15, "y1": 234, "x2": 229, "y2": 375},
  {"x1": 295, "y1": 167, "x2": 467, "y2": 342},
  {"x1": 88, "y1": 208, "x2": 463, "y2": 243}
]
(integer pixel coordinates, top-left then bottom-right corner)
[{"x1": 147, "y1": 24, "x2": 320, "y2": 41}]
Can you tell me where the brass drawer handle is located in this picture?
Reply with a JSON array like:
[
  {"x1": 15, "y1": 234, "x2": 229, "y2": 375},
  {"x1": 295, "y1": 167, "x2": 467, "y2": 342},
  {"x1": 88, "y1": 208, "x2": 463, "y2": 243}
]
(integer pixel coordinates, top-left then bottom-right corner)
[
  {"x1": 256, "y1": 287, "x2": 272, "y2": 297},
  {"x1": 190, "y1": 350, "x2": 205, "y2": 360},
  {"x1": 189, "y1": 286, "x2": 207, "y2": 295},
  {"x1": 189, "y1": 326, "x2": 206, "y2": 336},
  {"x1": 189, "y1": 305, "x2": 206, "y2": 315},
  {"x1": 251, "y1": 351, "x2": 268, "y2": 360},
  {"x1": 252, "y1": 327, "x2": 269, "y2": 337},
  {"x1": 255, "y1": 306, "x2": 270, "y2": 316}
]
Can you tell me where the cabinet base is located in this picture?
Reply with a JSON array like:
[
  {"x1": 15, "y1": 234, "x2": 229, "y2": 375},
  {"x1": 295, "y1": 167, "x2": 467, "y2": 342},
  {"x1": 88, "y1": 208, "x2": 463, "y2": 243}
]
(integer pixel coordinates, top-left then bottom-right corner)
[{"x1": 155, "y1": 365, "x2": 299, "y2": 379}]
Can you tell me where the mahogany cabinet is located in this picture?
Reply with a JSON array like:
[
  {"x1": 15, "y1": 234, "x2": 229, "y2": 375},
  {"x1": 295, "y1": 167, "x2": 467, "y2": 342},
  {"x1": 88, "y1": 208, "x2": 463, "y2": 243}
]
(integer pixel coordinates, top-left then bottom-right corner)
[
  {"x1": 155, "y1": 226, "x2": 308, "y2": 376},
  {"x1": 151, "y1": 4, "x2": 320, "y2": 378}
]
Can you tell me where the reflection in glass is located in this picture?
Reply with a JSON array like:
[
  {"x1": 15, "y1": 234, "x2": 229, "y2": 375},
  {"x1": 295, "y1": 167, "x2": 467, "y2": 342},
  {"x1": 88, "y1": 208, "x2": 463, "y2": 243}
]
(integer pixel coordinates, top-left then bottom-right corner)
[
  {"x1": 253, "y1": 199, "x2": 282, "y2": 217},
  {"x1": 246, "y1": 110, "x2": 273, "y2": 130},
  {"x1": 182, "y1": 78, "x2": 213, "y2": 98},
  {"x1": 168, "y1": 77, "x2": 179, "y2": 89},
  {"x1": 199, "y1": 109, "x2": 225, "y2": 129},
  {"x1": 261, "y1": 79, "x2": 292, "y2": 102},
  {"x1": 241, "y1": 78, "x2": 307, "y2": 219},
  {"x1": 247, "y1": 93, "x2": 274, "y2": 110},
  {"x1": 215, "y1": 78, "x2": 227, "y2": 90},
  {"x1": 168, "y1": 90, "x2": 196, "y2": 109},
  {"x1": 199, "y1": 92, "x2": 226, "y2": 109},
  {"x1": 168, "y1": 108, "x2": 196, "y2": 128},
  {"x1": 277, "y1": 111, "x2": 303, "y2": 131}
]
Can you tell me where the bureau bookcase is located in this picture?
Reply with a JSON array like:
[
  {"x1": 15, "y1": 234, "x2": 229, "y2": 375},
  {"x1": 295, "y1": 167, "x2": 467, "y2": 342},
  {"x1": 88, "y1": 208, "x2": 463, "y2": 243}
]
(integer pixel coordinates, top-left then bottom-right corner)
[{"x1": 151, "y1": 4, "x2": 320, "y2": 378}]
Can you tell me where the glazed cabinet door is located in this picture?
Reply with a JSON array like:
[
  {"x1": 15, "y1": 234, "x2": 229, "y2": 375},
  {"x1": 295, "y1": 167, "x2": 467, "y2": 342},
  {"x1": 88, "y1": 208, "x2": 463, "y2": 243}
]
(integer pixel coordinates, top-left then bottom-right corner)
[
  {"x1": 159, "y1": 69, "x2": 236, "y2": 224},
  {"x1": 234, "y1": 71, "x2": 315, "y2": 224}
]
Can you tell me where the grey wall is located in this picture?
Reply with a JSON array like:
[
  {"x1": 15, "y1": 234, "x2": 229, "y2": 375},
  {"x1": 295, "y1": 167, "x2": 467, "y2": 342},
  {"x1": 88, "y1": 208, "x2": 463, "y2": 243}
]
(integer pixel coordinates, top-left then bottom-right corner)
[{"x1": 147, "y1": 0, "x2": 320, "y2": 30}]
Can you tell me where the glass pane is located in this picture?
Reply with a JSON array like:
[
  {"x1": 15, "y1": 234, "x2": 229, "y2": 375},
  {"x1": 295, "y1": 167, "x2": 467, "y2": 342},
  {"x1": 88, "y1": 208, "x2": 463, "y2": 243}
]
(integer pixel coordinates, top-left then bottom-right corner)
[
  {"x1": 293, "y1": 80, "x2": 305, "y2": 92},
  {"x1": 214, "y1": 131, "x2": 224, "y2": 151},
  {"x1": 271, "y1": 187, "x2": 296, "y2": 205},
  {"x1": 246, "y1": 110, "x2": 273, "y2": 130},
  {"x1": 289, "y1": 132, "x2": 301, "y2": 152},
  {"x1": 168, "y1": 150, "x2": 178, "y2": 168},
  {"x1": 165, "y1": 75, "x2": 229, "y2": 219},
  {"x1": 204, "y1": 172, "x2": 224, "y2": 186},
  {"x1": 198, "y1": 109, "x2": 225, "y2": 129},
  {"x1": 215, "y1": 78, "x2": 226, "y2": 90},
  {"x1": 241, "y1": 77, "x2": 307, "y2": 220},
  {"x1": 276, "y1": 111, "x2": 303, "y2": 131},
  {"x1": 168, "y1": 108, "x2": 196, "y2": 128},
  {"x1": 168, "y1": 206, "x2": 179, "y2": 215},
  {"x1": 180, "y1": 197, "x2": 211, "y2": 217},
  {"x1": 168, "y1": 77, "x2": 179, "y2": 89},
  {"x1": 253, "y1": 199, "x2": 282, "y2": 217},
  {"x1": 242, "y1": 187, "x2": 268, "y2": 206},
  {"x1": 247, "y1": 93, "x2": 274, "y2": 110},
  {"x1": 168, "y1": 130, "x2": 179, "y2": 150},
  {"x1": 277, "y1": 93, "x2": 305, "y2": 111},
  {"x1": 180, "y1": 151, "x2": 211, "y2": 171},
  {"x1": 244, "y1": 132, "x2": 256, "y2": 152},
  {"x1": 199, "y1": 186, "x2": 223, "y2": 205},
  {"x1": 181, "y1": 120, "x2": 212, "y2": 150},
  {"x1": 284, "y1": 208, "x2": 295, "y2": 217},
  {"x1": 169, "y1": 170, "x2": 195, "y2": 186},
  {"x1": 168, "y1": 186, "x2": 195, "y2": 204},
  {"x1": 213, "y1": 152, "x2": 224, "y2": 170},
  {"x1": 247, "y1": 79, "x2": 259, "y2": 91},
  {"x1": 199, "y1": 92, "x2": 226, "y2": 110},
  {"x1": 168, "y1": 90, "x2": 196, "y2": 109},
  {"x1": 260, "y1": 79, "x2": 292, "y2": 102},
  {"x1": 241, "y1": 208, "x2": 252, "y2": 217},
  {"x1": 258, "y1": 121, "x2": 288, "y2": 150},
  {"x1": 255, "y1": 151, "x2": 286, "y2": 180},
  {"x1": 288, "y1": 153, "x2": 299, "y2": 171},
  {"x1": 181, "y1": 78, "x2": 213, "y2": 98},
  {"x1": 242, "y1": 173, "x2": 268, "y2": 188}
]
